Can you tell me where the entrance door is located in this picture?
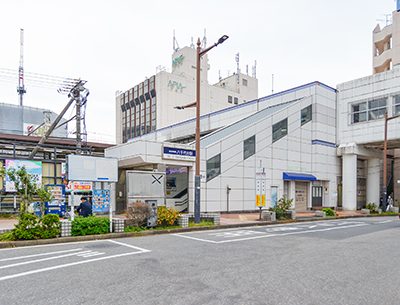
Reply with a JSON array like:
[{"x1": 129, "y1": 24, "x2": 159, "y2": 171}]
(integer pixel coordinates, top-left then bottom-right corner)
[
  {"x1": 312, "y1": 186, "x2": 323, "y2": 207},
  {"x1": 295, "y1": 182, "x2": 308, "y2": 211}
]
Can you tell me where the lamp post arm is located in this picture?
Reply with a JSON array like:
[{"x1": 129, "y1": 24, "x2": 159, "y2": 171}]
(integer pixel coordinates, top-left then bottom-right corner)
[{"x1": 199, "y1": 43, "x2": 218, "y2": 58}]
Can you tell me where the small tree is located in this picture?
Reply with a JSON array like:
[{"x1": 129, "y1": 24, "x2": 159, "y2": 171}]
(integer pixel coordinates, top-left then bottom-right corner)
[
  {"x1": 0, "y1": 165, "x2": 53, "y2": 218},
  {"x1": 36, "y1": 182, "x2": 55, "y2": 218}
]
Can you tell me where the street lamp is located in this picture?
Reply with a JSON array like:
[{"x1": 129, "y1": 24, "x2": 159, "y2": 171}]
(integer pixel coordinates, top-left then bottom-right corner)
[
  {"x1": 194, "y1": 34, "x2": 228, "y2": 223},
  {"x1": 382, "y1": 110, "x2": 400, "y2": 212}
]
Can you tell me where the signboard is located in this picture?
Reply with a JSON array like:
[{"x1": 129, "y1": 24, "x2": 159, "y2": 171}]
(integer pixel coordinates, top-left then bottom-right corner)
[
  {"x1": 66, "y1": 181, "x2": 92, "y2": 192},
  {"x1": 398, "y1": 0, "x2": 400, "y2": 11},
  {"x1": 67, "y1": 155, "x2": 118, "y2": 182},
  {"x1": 256, "y1": 169, "x2": 266, "y2": 207},
  {"x1": 163, "y1": 147, "x2": 195, "y2": 161},
  {"x1": 127, "y1": 171, "x2": 165, "y2": 198},
  {"x1": 5, "y1": 159, "x2": 42, "y2": 192},
  {"x1": 93, "y1": 189, "x2": 110, "y2": 212}
]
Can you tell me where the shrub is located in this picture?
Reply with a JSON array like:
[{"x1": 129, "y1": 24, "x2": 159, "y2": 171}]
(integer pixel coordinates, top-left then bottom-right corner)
[
  {"x1": 269, "y1": 195, "x2": 293, "y2": 219},
  {"x1": 125, "y1": 200, "x2": 152, "y2": 228},
  {"x1": 157, "y1": 206, "x2": 180, "y2": 226},
  {"x1": 12, "y1": 213, "x2": 43, "y2": 240},
  {"x1": 9, "y1": 213, "x2": 61, "y2": 240},
  {"x1": 322, "y1": 208, "x2": 335, "y2": 217},
  {"x1": 40, "y1": 214, "x2": 61, "y2": 239},
  {"x1": 366, "y1": 203, "x2": 376, "y2": 213},
  {"x1": 0, "y1": 232, "x2": 15, "y2": 241},
  {"x1": 0, "y1": 214, "x2": 13, "y2": 219},
  {"x1": 71, "y1": 216, "x2": 110, "y2": 236}
]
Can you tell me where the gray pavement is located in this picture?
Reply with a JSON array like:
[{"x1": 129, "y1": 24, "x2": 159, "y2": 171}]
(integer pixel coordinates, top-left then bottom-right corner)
[{"x1": 0, "y1": 216, "x2": 399, "y2": 304}]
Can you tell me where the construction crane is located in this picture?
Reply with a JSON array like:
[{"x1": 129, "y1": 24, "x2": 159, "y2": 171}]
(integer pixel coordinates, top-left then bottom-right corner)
[{"x1": 17, "y1": 28, "x2": 26, "y2": 106}]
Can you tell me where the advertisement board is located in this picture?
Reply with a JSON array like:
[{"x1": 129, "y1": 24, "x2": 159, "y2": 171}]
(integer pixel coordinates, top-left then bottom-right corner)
[
  {"x1": 5, "y1": 159, "x2": 42, "y2": 192},
  {"x1": 93, "y1": 189, "x2": 110, "y2": 212}
]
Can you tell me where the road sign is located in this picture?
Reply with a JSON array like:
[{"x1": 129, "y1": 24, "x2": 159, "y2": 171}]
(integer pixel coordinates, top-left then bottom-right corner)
[{"x1": 256, "y1": 169, "x2": 266, "y2": 207}]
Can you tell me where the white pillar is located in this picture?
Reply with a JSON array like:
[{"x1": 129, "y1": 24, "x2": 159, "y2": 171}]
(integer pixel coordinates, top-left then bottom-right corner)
[
  {"x1": 342, "y1": 154, "x2": 357, "y2": 211},
  {"x1": 367, "y1": 158, "x2": 380, "y2": 207}
]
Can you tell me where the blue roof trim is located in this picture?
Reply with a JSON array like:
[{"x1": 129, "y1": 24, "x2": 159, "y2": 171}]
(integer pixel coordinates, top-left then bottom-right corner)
[
  {"x1": 127, "y1": 81, "x2": 335, "y2": 142},
  {"x1": 311, "y1": 140, "x2": 336, "y2": 148},
  {"x1": 283, "y1": 172, "x2": 317, "y2": 181}
]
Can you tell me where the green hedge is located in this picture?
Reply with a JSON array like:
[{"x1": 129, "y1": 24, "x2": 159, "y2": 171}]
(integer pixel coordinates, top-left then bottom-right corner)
[{"x1": 71, "y1": 216, "x2": 110, "y2": 236}]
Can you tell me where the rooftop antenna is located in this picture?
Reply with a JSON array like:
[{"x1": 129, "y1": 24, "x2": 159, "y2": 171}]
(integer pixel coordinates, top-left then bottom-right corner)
[
  {"x1": 219, "y1": 70, "x2": 222, "y2": 82},
  {"x1": 246, "y1": 64, "x2": 249, "y2": 75},
  {"x1": 377, "y1": 14, "x2": 392, "y2": 26},
  {"x1": 190, "y1": 37, "x2": 195, "y2": 49},
  {"x1": 235, "y1": 53, "x2": 240, "y2": 84},
  {"x1": 252, "y1": 60, "x2": 257, "y2": 78},
  {"x1": 173, "y1": 30, "x2": 180, "y2": 53},
  {"x1": 201, "y1": 29, "x2": 207, "y2": 50},
  {"x1": 17, "y1": 28, "x2": 26, "y2": 106}
]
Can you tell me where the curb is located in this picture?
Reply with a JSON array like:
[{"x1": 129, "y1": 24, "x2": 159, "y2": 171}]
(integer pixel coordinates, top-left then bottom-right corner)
[{"x1": 0, "y1": 213, "x2": 397, "y2": 249}]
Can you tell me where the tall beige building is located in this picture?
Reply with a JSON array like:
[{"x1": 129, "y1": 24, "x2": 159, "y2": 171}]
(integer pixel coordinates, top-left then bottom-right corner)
[
  {"x1": 116, "y1": 46, "x2": 258, "y2": 144},
  {"x1": 373, "y1": 10, "x2": 400, "y2": 74}
]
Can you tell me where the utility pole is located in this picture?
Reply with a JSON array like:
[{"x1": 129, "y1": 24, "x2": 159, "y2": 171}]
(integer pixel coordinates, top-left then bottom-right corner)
[
  {"x1": 17, "y1": 29, "x2": 26, "y2": 106},
  {"x1": 75, "y1": 89, "x2": 82, "y2": 154}
]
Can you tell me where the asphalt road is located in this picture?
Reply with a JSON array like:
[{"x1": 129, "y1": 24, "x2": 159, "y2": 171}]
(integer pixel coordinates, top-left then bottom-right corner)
[{"x1": 0, "y1": 216, "x2": 399, "y2": 305}]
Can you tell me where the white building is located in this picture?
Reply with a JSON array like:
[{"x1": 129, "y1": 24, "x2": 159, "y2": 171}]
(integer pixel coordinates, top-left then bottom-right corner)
[
  {"x1": 337, "y1": 66, "x2": 400, "y2": 210},
  {"x1": 373, "y1": 8, "x2": 400, "y2": 74},
  {"x1": 115, "y1": 46, "x2": 258, "y2": 144},
  {"x1": 107, "y1": 81, "x2": 340, "y2": 213}
]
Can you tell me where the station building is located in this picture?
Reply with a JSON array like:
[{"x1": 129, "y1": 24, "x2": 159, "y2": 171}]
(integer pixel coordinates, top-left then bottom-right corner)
[{"x1": 107, "y1": 81, "x2": 340, "y2": 213}]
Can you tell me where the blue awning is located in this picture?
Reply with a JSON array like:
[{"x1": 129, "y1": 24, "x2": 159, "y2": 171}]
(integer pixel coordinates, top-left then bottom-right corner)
[{"x1": 283, "y1": 172, "x2": 316, "y2": 181}]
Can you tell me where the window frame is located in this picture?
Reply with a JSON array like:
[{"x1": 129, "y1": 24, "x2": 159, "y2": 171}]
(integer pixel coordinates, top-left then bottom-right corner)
[
  {"x1": 206, "y1": 154, "x2": 221, "y2": 182},
  {"x1": 301, "y1": 105, "x2": 312, "y2": 126},
  {"x1": 244, "y1": 135, "x2": 255, "y2": 160},
  {"x1": 272, "y1": 118, "x2": 288, "y2": 142}
]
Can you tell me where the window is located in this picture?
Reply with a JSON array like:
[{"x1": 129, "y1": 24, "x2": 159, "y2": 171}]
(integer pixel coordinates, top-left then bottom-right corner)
[
  {"x1": 368, "y1": 98, "x2": 386, "y2": 120},
  {"x1": 234, "y1": 97, "x2": 238, "y2": 105},
  {"x1": 351, "y1": 102, "x2": 367, "y2": 123},
  {"x1": 228, "y1": 95, "x2": 232, "y2": 103},
  {"x1": 207, "y1": 154, "x2": 221, "y2": 182},
  {"x1": 242, "y1": 79, "x2": 248, "y2": 86},
  {"x1": 272, "y1": 118, "x2": 287, "y2": 142},
  {"x1": 351, "y1": 98, "x2": 387, "y2": 123},
  {"x1": 394, "y1": 95, "x2": 400, "y2": 115},
  {"x1": 301, "y1": 105, "x2": 312, "y2": 125},
  {"x1": 244, "y1": 135, "x2": 255, "y2": 160}
]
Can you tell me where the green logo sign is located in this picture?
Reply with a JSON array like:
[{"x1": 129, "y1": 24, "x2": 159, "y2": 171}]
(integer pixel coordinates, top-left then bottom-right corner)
[
  {"x1": 168, "y1": 80, "x2": 186, "y2": 92},
  {"x1": 172, "y1": 55, "x2": 184, "y2": 68}
]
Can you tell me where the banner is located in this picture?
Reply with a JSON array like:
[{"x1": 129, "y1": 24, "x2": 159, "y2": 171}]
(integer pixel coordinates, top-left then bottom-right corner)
[
  {"x1": 5, "y1": 159, "x2": 42, "y2": 192},
  {"x1": 93, "y1": 189, "x2": 110, "y2": 212}
]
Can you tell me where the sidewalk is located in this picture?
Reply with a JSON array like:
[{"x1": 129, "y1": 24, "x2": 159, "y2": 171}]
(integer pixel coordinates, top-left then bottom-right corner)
[
  {"x1": 0, "y1": 210, "x2": 364, "y2": 233},
  {"x1": 219, "y1": 210, "x2": 363, "y2": 225}
]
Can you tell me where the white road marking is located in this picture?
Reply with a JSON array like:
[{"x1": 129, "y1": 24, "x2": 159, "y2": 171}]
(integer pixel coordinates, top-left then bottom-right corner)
[
  {"x1": 0, "y1": 240, "x2": 151, "y2": 282},
  {"x1": 0, "y1": 251, "x2": 150, "y2": 282},
  {"x1": 0, "y1": 250, "x2": 92, "y2": 270},
  {"x1": 0, "y1": 248, "x2": 83, "y2": 262},
  {"x1": 174, "y1": 222, "x2": 369, "y2": 244},
  {"x1": 76, "y1": 251, "x2": 104, "y2": 258}
]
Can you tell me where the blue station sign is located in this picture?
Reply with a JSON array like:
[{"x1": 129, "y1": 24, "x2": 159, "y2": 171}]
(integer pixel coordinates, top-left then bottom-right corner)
[{"x1": 163, "y1": 146, "x2": 196, "y2": 161}]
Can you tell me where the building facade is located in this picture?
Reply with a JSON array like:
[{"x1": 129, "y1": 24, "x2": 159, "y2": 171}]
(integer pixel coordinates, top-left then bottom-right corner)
[
  {"x1": 0, "y1": 103, "x2": 68, "y2": 138},
  {"x1": 373, "y1": 9, "x2": 400, "y2": 74},
  {"x1": 108, "y1": 82, "x2": 341, "y2": 213},
  {"x1": 337, "y1": 66, "x2": 400, "y2": 210},
  {"x1": 116, "y1": 46, "x2": 258, "y2": 144}
]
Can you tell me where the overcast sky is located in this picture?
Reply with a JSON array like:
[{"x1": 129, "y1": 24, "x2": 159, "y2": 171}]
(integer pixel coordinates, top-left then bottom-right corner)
[{"x1": 0, "y1": 0, "x2": 396, "y2": 143}]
